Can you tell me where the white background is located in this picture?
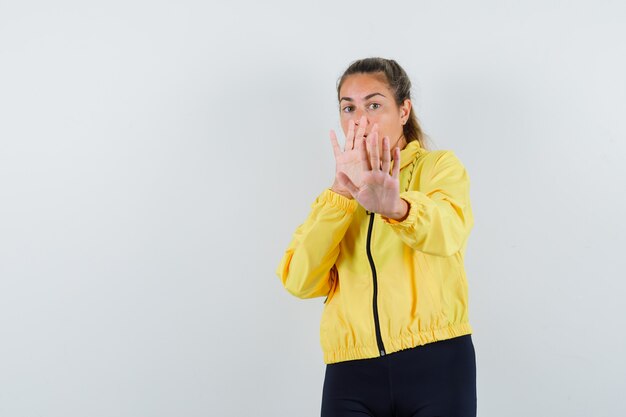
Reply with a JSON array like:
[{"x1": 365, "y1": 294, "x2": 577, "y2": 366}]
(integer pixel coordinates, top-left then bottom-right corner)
[{"x1": 1, "y1": 1, "x2": 625, "y2": 416}]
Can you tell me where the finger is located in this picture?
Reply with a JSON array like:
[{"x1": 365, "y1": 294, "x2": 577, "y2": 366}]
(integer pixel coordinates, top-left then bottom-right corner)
[
  {"x1": 360, "y1": 123, "x2": 378, "y2": 151},
  {"x1": 371, "y1": 123, "x2": 379, "y2": 137},
  {"x1": 369, "y1": 132, "x2": 380, "y2": 171},
  {"x1": 354, "y1": 123, "x2": 378, "y2": 149},
  {"x1": 346, "y1": 119, "x2": 355, "y2": 150},
  {"x1": 360, "y1": 133, "x2": 371, "y2": 172},
  {"x1": 355, "y1": 115, "x2": 367, "y2": 147},
  {"x1": 337, "y1": 171, "x2": 359, "y2": 197},
  {"x1": 381, "y1": 136, "x2": 391, "y2": 174},
  {"x1": 392, "y1": 146, "x2": 401, "y2": 179},
  {"x1": 329, "y1": 129, "x2": 341, "y2": 159}
]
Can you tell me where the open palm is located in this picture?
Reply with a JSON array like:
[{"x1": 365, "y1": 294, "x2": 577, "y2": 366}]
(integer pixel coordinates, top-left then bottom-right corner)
[
  {"x1": 330, "y1": 117, "x2": 379, "y2": 196},
  {"x1": 352, "y1": 167, "x2": 400, "y2": 214},
  {"x1": 337, "y1": 132, "x2": 403, "y2": 217}
]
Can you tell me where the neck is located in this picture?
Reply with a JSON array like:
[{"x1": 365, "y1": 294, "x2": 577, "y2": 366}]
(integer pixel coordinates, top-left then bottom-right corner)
[{"x1": 392, "y1": 133, "x2": 407, "y2": 151}]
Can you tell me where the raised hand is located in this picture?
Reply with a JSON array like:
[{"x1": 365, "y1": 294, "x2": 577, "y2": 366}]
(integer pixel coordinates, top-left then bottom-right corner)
[
  {"x1": 329, "y1": 116, "x2": 378, "y2": 199},
  {"x1": 336, "y1": 131, "x2": 407, "y2": 220}
]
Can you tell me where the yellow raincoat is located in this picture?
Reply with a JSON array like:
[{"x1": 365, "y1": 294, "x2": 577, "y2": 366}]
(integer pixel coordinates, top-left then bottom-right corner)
[{"x1": 276, "y1": 140, "x2": 474, "y2": 364}]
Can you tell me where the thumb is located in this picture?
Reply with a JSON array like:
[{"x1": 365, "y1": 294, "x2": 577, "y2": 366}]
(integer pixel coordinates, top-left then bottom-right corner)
[{"x1": 337, "y1": 171, "x2": 359, "y2": 196}]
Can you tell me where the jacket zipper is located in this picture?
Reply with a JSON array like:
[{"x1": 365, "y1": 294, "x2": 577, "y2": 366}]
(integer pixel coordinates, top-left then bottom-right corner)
[{"x1": 366, "y1": 211, "x2": 386, "y2": 356}]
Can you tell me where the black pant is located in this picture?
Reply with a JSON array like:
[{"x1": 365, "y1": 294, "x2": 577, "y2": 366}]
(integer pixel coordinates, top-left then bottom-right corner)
[{"x1": 321, "y1": 335, "x2": 477, "y2": 417}]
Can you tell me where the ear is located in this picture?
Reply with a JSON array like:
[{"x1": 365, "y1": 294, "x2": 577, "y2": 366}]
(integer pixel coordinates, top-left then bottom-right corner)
[{"x1": 400, "y1": 99, "x2": 412, "y2": 122}]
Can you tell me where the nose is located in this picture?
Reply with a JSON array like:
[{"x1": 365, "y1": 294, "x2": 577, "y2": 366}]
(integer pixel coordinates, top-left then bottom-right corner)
[{"x1": 353, "y1": 112, "x2": 369, "y2": 128}]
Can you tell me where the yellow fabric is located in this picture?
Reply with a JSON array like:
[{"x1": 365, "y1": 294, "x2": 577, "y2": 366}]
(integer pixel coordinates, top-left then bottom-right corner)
[{"x1": 276, "y1": 140, "x2": 475, "y2": 364}]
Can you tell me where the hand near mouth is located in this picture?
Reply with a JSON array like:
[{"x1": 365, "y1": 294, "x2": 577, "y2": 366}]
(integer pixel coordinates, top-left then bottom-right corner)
[
  {"x1": 329, "y1": 116, "x2": 378, "y2": 199},
  {"x1": 336, "y1": 131, "x2": 409, "y2": 221}
]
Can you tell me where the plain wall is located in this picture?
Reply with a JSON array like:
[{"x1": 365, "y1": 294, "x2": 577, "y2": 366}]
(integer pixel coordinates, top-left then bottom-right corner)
[{"x1": 1, "y1": 1, "x2": 625, "y2": 416}]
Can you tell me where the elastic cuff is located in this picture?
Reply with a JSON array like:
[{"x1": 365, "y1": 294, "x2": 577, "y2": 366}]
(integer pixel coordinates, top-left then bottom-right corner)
[
  {"x1": 380, "y1": 194, "x2": 420, "y2": 227},
  {"x1": 319, "y1": 188, "x2": 358, "y2": 213}
]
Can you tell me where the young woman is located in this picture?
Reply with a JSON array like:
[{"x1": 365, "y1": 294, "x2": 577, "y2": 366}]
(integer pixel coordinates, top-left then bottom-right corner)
[{"x1": 276, "y1": 57, "x2": 477, "y2": 417}]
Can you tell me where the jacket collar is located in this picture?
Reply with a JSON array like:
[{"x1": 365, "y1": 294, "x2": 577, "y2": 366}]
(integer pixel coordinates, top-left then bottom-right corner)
[{"x1": 397, "y1": 140, "x2": 424, "y2": 170}]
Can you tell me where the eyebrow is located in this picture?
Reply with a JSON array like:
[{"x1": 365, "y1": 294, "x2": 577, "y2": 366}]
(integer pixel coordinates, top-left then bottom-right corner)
[{"x1": 339, "y1": 92, "x2": 386, "y2": 102}]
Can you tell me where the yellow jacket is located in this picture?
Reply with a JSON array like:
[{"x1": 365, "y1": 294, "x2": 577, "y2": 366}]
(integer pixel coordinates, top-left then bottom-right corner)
[{"x1": 276, "y1": 140, "x2": 474, "y2": 364}]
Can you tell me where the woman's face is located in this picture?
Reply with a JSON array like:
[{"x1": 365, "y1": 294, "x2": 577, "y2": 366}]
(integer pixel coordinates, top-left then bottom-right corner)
[{"x1": 338, "y1": 72, "x2": 411, "y2": 152}]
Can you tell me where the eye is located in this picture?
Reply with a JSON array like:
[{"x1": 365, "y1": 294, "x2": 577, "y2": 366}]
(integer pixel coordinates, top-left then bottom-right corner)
[
  {"x1": 368, "y1": 103, "x2": 381, "y2": 110},
  {"x1": 342, "y1": 105, "x2": 354, "y2": 113}
]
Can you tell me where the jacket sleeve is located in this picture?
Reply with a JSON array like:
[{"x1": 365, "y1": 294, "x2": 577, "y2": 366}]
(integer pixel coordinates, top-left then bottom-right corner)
[
  {"x1": 380, "y1": 150, "x2": 474, "y2": 257},
  {"x1": 276, "y1": 188, "x2": 358, "y2": 299}
]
